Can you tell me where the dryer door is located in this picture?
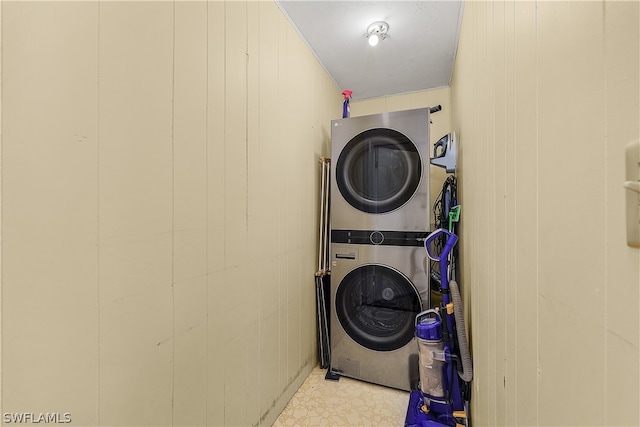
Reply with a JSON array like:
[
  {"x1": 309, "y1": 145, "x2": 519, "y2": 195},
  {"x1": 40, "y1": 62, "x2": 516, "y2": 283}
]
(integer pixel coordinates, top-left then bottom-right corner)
[
  {"x1": 335, "y1": 128, "x2": 422, "y2": 214},
  {"x1": 335, "y1": 264, "x2": 421, "y2": 352}
]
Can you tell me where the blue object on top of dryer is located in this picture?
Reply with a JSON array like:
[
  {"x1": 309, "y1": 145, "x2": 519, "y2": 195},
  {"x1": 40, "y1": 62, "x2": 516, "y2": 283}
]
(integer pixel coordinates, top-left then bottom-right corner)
[{"x1": 430, "y1": 133, "x2": 457, "y2": 173}]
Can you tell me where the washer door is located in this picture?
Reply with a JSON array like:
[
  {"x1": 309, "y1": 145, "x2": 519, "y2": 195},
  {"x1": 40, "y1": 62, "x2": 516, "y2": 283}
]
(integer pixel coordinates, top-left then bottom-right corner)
[
  {"x1": 336, "y1": 264, "x2": 421, "y2": 352},
  {"x1": 336, "y1": 128, "x2": 422, "y2": 214}
]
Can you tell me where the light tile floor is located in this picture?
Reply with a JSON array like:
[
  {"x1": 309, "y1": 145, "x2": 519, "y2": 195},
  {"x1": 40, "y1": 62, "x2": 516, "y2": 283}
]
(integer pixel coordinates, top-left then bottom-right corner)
[{"x1": 273, "y1": 366, "x2": 410, "y2": 427}]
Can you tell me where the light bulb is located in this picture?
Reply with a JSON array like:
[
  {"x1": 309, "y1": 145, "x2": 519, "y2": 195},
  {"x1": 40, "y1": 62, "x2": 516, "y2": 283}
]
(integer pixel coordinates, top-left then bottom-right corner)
[{"x1": 366, "y1": 21, "x2": 388, "y2": 47}]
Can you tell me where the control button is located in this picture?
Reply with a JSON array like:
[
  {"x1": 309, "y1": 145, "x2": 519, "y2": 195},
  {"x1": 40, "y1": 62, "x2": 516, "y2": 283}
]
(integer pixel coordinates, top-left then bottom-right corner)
[{"x1": 370, "y1": 231, "x2": 385, "y2": 245}]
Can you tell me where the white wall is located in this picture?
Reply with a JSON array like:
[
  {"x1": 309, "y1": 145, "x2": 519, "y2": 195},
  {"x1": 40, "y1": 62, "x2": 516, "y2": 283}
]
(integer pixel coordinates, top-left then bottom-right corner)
[
  {"x1": 0, "y1": 2, "x2": 340, "y2": 426},
  {"x1": 451, "y1": 1, "x2": 639, "y2": 425}
]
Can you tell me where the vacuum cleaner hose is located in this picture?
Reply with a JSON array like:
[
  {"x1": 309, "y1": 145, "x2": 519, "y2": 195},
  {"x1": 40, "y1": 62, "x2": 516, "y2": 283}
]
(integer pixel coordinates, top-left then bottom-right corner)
[{"x1": 450, "y1": 279, "x2": 473, "y2": 382}]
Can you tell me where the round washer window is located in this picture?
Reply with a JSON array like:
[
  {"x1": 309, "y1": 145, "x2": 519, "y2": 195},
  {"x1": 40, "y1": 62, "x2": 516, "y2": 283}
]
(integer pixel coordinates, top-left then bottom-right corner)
[
  {"x1": 336, "y1": 128, "x2": 422, "y2": 214},
  {"x1": 335, "y1": 264, "x2": 421, "y2": 352}
]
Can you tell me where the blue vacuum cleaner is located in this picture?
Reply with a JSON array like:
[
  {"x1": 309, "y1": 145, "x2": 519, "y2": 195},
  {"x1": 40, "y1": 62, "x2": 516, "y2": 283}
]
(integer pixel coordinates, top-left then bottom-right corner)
[{"x1": 405, "y1": 227, "x2": 473, "y2": 427}]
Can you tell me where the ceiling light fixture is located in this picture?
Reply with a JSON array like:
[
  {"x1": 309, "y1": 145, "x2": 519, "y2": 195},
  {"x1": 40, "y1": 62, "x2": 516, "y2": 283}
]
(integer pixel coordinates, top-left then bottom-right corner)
[{"x1": 367, "y1": 21, "x2": 389, "y2": 47}]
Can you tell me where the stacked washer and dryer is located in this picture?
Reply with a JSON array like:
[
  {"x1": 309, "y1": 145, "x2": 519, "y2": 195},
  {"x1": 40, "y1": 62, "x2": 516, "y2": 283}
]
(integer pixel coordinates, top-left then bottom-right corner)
[{"x1": 329, "y1": 108, "x2": 433, "y2": 391}]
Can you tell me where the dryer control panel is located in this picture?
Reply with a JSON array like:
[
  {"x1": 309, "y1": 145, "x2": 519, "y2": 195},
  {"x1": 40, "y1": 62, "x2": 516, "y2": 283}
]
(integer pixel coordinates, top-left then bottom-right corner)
[{"x1": 331, "y1": 229, "x2": 429, "y2": 247}]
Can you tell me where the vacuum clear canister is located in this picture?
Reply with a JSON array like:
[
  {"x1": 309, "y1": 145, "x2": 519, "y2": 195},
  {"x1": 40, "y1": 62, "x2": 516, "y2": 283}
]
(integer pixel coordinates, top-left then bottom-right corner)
[{"x1": 415, "y1": 311, "x2": 445, "y2": 398}]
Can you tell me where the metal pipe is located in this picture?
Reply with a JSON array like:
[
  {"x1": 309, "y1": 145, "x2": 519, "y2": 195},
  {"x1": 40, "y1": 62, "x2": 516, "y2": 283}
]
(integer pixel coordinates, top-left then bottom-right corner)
[
  {"x1": 322, "y1": 159, "x2": 331, "y2": 273},
  {"x1": 317, "y1": 157, "x2": 328, "y2": 274}
]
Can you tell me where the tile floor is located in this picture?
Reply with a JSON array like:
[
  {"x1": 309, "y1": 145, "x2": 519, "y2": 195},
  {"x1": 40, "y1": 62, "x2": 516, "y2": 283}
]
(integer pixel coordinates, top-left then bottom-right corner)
[{"x1": 273, "y1": 366, "x2": 410, "y2": 427}]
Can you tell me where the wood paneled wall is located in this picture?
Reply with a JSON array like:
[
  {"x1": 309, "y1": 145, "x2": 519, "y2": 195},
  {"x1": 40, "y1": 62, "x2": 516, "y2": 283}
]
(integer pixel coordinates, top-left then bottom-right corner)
[
  {"x1": 1, "y1": 2, "x2": 339, "y2": 426},
  {"x1": 450, "y1": 2, "x2": 640, "y2": 425}
]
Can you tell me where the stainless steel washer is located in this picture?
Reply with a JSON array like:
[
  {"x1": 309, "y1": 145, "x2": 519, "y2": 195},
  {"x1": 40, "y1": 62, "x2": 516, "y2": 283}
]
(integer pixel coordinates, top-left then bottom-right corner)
[
  {"x1": 330, "y1": 241, "x2": 430, "y2": 391},
  {"x1": 330, "y1": 108, "x2": 431, "y2": 232}
]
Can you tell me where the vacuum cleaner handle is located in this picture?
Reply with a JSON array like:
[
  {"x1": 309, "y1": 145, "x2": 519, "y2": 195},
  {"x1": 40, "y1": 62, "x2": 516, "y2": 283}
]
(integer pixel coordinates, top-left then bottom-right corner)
[
  {"x1": 425, "y1": 228, "x2": 458, "y2": 262},
  {"x1": 415, "y1": 309, "x2": 441, "y2": 326}
]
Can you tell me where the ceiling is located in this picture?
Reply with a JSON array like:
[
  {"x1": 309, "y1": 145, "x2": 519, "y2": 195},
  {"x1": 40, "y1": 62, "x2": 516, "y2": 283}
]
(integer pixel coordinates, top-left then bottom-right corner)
[{"x1": 276, "y1": 1, "x2": 464, "y2": 101}]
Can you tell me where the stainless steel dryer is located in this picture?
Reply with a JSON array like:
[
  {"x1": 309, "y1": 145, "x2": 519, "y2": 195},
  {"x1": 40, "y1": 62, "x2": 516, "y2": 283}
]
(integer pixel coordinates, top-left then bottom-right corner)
[
  {"x1": 331, "y1": 108, "x2": 431, "y2": 232},
  {"x1": 330, "y1": 240, "x2": 430, "y2": 391}
]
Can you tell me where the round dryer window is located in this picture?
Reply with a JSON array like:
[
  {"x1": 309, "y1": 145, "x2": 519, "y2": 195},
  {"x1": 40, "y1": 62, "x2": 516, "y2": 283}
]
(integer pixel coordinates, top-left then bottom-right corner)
[
  {"x1": 336, "y1": 128, "x2": 422, "y2": 214},
  {"x1": 335, "y1": 264, "x2": 421, "y2": 352}
]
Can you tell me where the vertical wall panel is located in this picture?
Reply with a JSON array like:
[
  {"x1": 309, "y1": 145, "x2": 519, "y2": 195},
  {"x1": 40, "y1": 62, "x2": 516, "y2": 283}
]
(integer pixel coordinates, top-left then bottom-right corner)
[
  {"x1": 1, "y1": 3, "x2": 99, "y2": 424},
  {"x1": 206, "y1": 1, "x2": 227, "y2": 424},
  {"x1": 0, "y1": 2, "x2": 3, "y2": 417},
  {"x1": 276, "y1": 10, "x2": 290, "y2": 398},
  {"x1": 503, "y1": 2, "x2": 518, "y2": 425},
  {"x1": 224, "y1": 2, "x2": 249, "y2": 272},
  {"x1": 223, "y1": 3, "x2": 250, "y2": 424},
  {"x1": 246, "y1": 1, "x2": 262, "y2": 424},
  {"x1": 98, "y1": 3, "x2": 174, "y2": 425},
  {"x1": 173, "y1": 1, "x2": 209, "y2": 425},
  {"x1": 300, "y1": 44, "x2": 319, "y2": 375},
  {"x1": 484, "y1": 3, "x2": 499, "y2": 424},
  {"x1": 512, "y1": 2, "x2": 539, "y2": 424},
  {"x1": 603, "y1": 2, "x2": 640, "y2": 425},
  {"x1": 247, "y1": 2, "x2": 262, "y2": 266},
  {"x1": 257, "y1": 2, "x2": 282, "y2": 422},
  {"x1": 536, "y1": 3, "x2": 605, "y2": 424},
  {"x1": 451, "y1": 1, "x2": 640, "y2": 426},
  {"x1": 478, "y1": 2, "x2": 494, "y2": 423},
  {"x1": 492, "y1": 3, "x2": 507, "y2": 425},
  {"x1": 285, "y1": 24, "x2": 305, "y2": 386}
]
